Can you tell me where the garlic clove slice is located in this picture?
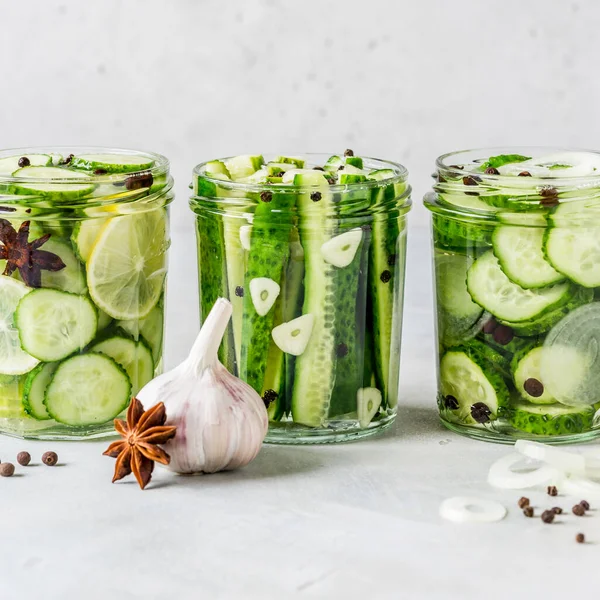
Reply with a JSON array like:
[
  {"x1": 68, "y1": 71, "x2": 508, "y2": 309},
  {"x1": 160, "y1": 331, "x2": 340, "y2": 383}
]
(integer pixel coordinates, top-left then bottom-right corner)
[
  {"x1": 272, "y1": 313, "x2": 314, "y2": 356},
  {"x1": 249, "y1": 277, "x2": 280, "y2": 316},
  {"x1": 357, "y1": 387, "x2": 382, "y2": 428},
  {"x1": 240, "y1": 225, "x2": 252, "y2": 251},
  {"x1": 320, "y1": 228, "x2": 363, "y2": 268}
]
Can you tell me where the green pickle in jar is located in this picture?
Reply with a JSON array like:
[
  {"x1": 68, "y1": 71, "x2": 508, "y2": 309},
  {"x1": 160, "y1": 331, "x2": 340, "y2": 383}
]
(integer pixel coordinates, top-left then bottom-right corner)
[
  {"x1": 0, "y1": 148, "x2": 172, "y2": 439},
  {"x1": 426, "y1": 147, "x2": 600, "y2": 443},
  {"x1": 190, "y1": 153, "x2": 411, "y2": 443}
]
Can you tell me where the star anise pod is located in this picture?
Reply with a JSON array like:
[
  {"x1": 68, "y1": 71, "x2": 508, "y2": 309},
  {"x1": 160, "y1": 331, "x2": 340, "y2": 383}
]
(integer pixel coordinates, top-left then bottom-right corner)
[
  {"x1": 0, "y1": 219, "x2": 65, "y2": 287},
  {"x1": 103, "y1": 398, "x2": 177, "y2": 490}
]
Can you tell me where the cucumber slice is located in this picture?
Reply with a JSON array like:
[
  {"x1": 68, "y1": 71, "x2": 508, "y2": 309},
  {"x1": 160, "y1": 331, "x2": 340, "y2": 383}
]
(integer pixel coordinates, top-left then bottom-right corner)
[
  {"x1": 540, "y1": 303, "x2": 600, "y2": 407},
  {"x1": 71, "y1": 218, "x2": 108, "y2": 262},
  {"x1": 432, "y1": 214, "x2": 492, "y2": 250},
  {"x1": 511, "y1": 346, "x2": 556, "y2": 404},
  {"x1": 324, "y1": 155, "x2": 344, "y2": 172},
  {"x1": 272, "y1": 314, "x2": 314, "y2": 356},
  {"x1": 44, "y1": 353, "x2": 131, "y2": 426},
  {"x1": 118, "y1": 303, "x2": 164, "y2": 363},
  {"x1": 320, "y1": 228, "x2": 363, "y2": 268},
  {"x1": 15, "y1": 289, "x2": 97, "y2": 362},
  {"x1": 37, "y1": 238, "x2": 87, "y2": 294},
  {"x1": 69, "y1": 154, "x2": 154, "y2": 174},
  {"x1": 87, "y1": 210, "x2": 167, "y2": 320},
  {"x1": 97, "y1": 309, "x2": 113, "y2": 332},
  {"x1": 496, "y1": 211, "x2": 548, "y2": 227},
  {"x1": 91, "y1": 336, "x2": 154, "y2": 396},
  {"x1": 460, "y1": 339, "x2": 511, "y2": 379},
  {"x1": 204, "y1": 160, "x2": 231, "y2": 178},
  {"x1": 224, "y1": 155, "x2": 264, "y2": 180},
  {"x1": 338, "y1": 164, "x2": 367, "y2": 184},
  {"x1": 357, "y1": 387, "x2": 382, "y2": 428},
  {"x1": 509, "y1": 401, "x2": 594, "y2": 436},
  {"x1": 0, "y1": 276, "x2": 39, "y2": 375},
  {"x1": 249, "y1": 277, "x2": 280, "y2": 317},
  {"x1": 273, "y1": 156, "x2": 305, "y2": 168},
  {"x1": 0, "y1": 154, "x2": 52, "y2": 175},
  {"x1": 345, "y1": 156, "x2": 364, "y2": 169},
  {"x1": 544, "y1": 226, "x2": 600, "y2": 287},
  {"x1": 11, "y1": 166, "x2": 95, "y2": 199},
  {"x1": 435, "y1": 252, "x2": 483, "y2": 346},
  {"x1": 240, "y1": 187, "x2": 294, "y2": 392},
  {"x1": 23, "y1": 362, "x2": 57, "y2": 420},
  {"x1": 266, "y1": 162, "x2": 298, "y2": 176},
  {"x1": 492, "y1": 226, "x2": 564, "y2": 289},
  {"x1": 291, "y1": 171, "x2": 337, "y2": 427},
  {"x1": 466, "y1": 251, "x2": 570, "y2": 322},
  {"x1": 440, "y1": 348, "x2": 509, "y2": 425}
]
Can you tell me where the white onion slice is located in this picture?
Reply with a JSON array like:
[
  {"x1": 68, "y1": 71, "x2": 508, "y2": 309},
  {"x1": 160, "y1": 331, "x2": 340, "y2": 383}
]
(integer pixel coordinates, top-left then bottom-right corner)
[
  {"x1": 440, "y1": 496, "x2": 507, "y2": 523},
  {"x1": 514, "y1": 440, "x2": 585, "y2": 475},
  {"x1": 562, "y1": 476, "x2": 600, "y2": 497},
  {"x1": 488, "y1": 453, "x2": 562, "y2": 489}
]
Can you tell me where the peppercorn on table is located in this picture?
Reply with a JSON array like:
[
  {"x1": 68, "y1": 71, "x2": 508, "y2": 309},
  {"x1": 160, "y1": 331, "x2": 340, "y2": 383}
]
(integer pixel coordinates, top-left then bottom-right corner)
[{"x1": 0, "y1": 225, "x2": 598, "y2": 600}]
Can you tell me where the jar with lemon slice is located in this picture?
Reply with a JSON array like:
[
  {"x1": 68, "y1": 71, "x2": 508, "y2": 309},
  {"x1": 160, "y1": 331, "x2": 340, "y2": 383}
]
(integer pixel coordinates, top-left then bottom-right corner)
[{"x1": 0, "y1": 147, "x2": 172, "y2": 439}]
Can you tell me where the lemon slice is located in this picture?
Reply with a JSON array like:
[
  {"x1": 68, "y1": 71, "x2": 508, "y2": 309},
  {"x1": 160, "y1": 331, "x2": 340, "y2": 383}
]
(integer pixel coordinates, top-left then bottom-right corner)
[
  {"x1": 0, "y1": 276, "x2": 40, "y2": 375},
  {"x1": 87, "y1": 210, "x2": 168, "y2": 320}
]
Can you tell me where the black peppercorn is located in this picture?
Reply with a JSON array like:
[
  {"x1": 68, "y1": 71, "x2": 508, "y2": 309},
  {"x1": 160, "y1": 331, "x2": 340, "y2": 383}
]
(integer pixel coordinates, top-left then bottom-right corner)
[
  {"x1": 94, "y1": 168, "x2": 108, "y2": 175},
  {"x1": 484, "y1": 167, "x2": 500, "y2": 175},
  {"x1": 580, "y1": 500, "x2": 590, "y2": 511},
  {"x1": 552, "y1": 507, "x2": 563, "y2": 515},
  {"x1": 42, "y1": 451, "x2": 58, "y2": 466},
  {"x1": 336, "y1": 343, "x2": 349, "y2": 358},
  {"x1": 462, "y1": 175, "x2": 479, "y2": 186},
  {"x1": 260, "y1": 191, "x2": 272, "y2": 203},
  {"x1": 344, "y1": 149, "x2": 354, "y2": 157},
  {"x1": 234, "y1": 286, "x2": 244, "y2": 297},
  {"x1": 63, "y1": 153, "x2": 74, "y2": 165},
  {"x1": 125, "y1": 171, "x2": 153, "y2": 191},
  {"x1": 492, "y1": 324, "x2": 514, "y2": 345},
  {"x1": 576, "y1": 533, "x2": 585, "y2": 544},
  {"x1": 470, "y1": 402, "x2": 492, "y2": 424},
  {"x1": 547, "y1": 485, "x2": 558, "y2": 497},
  {"x1": 518, "y1": 497, "x2": 530, "y2": 509},
  {"x1": 541, "y1": 510, "x2": 555, "y2": 524},
  {"x1": 262, "y1": 389, "x2": 278, "y2": 408},
  {"x1": 518, "y1": 171, "x2": 532, "y2": 177},
  {"x1": 18, "y1": 156, "x2": 30, "y2": 168},
  {"x1": 523, "y1": 506, "x2": 534, "y2": 518},
  {"x1": 17, "y1": 451, "x2": 31, "y2": 466},
  {"x1": 524, "y1": 378, "x2": 545, "y2": 398},
  {"x1": 444, "y1": 395, "x2": 459, "y2": 410},
  {"x1": 310, "y1": 191, "x2": 322, "y2": 202},
  {"x1": 573, "y1": 504, "x2": 586, "y2": 516},
  {"x1": 387, "y1": 254, "x2": 396, "y2": 267},
  {"x1": 0, "y1": 463, "x2": 14, "y2": 477},
  {"x1": 380, "y1": 270, "x2": 392, "y2": 283}
]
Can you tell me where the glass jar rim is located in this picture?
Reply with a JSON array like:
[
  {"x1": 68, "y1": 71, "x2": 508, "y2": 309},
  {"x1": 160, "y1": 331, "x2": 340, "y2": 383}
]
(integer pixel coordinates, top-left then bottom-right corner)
[
  {"x1": 437, "y1": 146, "x2": 600, "y2": 184},
  {"x1": 0, "y1": 146, "x2": 169, "y2": 184},
  {"x1": 192, "y1": 153, "x2": 409, "y2": 193}
]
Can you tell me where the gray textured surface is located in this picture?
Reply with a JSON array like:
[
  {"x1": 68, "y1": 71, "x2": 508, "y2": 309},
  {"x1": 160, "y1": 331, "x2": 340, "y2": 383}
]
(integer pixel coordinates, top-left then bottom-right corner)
[{"x1": 0, "y1": 1, "x2": 599, "y2": 598}]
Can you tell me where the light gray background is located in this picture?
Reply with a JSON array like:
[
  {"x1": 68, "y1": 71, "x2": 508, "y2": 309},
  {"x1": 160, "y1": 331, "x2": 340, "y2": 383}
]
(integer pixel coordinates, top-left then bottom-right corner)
[{"x1": 1, "y1": 2, "x2": 599, "y2": 599}]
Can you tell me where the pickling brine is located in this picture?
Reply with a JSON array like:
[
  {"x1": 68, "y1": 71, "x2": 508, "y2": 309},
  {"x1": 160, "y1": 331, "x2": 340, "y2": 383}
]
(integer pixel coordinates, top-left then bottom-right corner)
[
  {"x1": 426, "y1": 147, "x2": 600, "y2": 443},
  {"x1": 0, "y1": 147, "x2": 172, "y2": 439},
  {"x1": 191, "y1": 152, "x2": 411, "y2": 443}
]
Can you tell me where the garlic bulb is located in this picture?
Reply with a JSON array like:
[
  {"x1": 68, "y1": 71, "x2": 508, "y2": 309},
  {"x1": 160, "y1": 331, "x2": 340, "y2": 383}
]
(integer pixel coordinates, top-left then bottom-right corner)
[{"x1": 137, "y1": 298, "x2": 268, "y2": 474}]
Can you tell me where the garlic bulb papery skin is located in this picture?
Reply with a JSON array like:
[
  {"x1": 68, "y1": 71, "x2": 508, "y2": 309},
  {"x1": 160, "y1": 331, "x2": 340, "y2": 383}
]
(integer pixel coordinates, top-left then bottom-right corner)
[{"x1": 137, "y1": 298, "x2": 269, "y2": 474}]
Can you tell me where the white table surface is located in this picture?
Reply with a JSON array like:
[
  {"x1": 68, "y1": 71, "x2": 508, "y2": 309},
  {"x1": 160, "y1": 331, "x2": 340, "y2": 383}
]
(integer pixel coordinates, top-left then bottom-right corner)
[{"x1": 1, "y1": 224, "x2": 598, "y2": 600}]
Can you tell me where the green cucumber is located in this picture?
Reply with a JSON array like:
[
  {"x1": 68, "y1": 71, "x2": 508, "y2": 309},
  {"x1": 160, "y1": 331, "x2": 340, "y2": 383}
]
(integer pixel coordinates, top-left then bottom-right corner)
[
  {"x1": 91, "y1": 336, "x2": 154, "y2": 396},
  {"x1": 509, "y1": 401, "x2": 594, "y2": 436},
  {"x1": 0, "y1": 154, "x2": 52, "y2": 175},
  {"x1": 204, "y1": 160, "x2": 231, "y2": 178},
  {"x1": 460, "y1": 339, "x2": 511, "y2": 379},
  {"x1": 15, "y1": 289, "x2": 97, "y2": 362},
  {"x1": 23, "y1": 362, "x2": 58, "y2": 420},
  {"x1": 329, "y1": 226, "x2": 369, "y2": 417},
  {"x1": 195, "y1": 212, "x2": 233, "y2": 366},
  {"x1": 324, "y1": 155, "x2": 344, "y2": 172},
  {"x1": 0, "y1": 276, "x2": 40, "y2": 375},
  {"x1": 11, "y1": 166, "x2": 95, "y2": 199},
  {"x1": 466, "y1": 251, "x2": 571, "y2": 322},
  {"x1": 118, "y1": 303, "x2": 164, "y2": 364},
  {"x1": 273, "y1": 156, "x2": 305, "y2": 168},
  {"x1": 511, "y1": 345, "x2": 556, "y2": 405},
  {"x1": 492, "y1": 226, "x2": 564, "y2": 289},
  {"x1": 44, "y1": 353, "x2": 131, "y2": 426},
  {"x1": 345, "y1": 156, "x2": 364, "y2": 169},
  {"x1": 479, "y1": 154, "x2": 532, "y2": 170},
  {"x1": 432, "y1": 214, "x2": 492, "y2": 250},
  {"x1": 224, "y1": 155, "x2": 264, "y2": 180},
  {"x1": 36, "y1": 238, "x2": 87, "y2": 294},
  {"x1": 69, "y1": 153, "x2": 154, "y2": 174},
  {"x1": 435, "y1": 251, "x2": 483, "y2": 346},
  {"x1": 291, "y1": 171, "x2": 337, "y2": 426},
  {"x1": 240, "y1": 187, "x2": 295, "y2": 393},
  {"x1": 440, "y1": 348, "x2": 510, "y2": 425}
]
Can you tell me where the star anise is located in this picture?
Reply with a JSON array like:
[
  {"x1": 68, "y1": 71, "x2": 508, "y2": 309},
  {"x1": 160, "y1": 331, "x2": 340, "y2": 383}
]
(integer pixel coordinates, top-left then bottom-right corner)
[
  {"x1": 0, "y1": 219, "x2": 65, "y2": 287},
  {"x1": 103, "y1": 398, "x2": 177, "y2": 490}
]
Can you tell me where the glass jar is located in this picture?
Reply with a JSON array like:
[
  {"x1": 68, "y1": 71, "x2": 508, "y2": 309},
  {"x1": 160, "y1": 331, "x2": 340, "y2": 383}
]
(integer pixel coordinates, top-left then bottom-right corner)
[
  {"x1": 190, "y1": 153, "x2": 411, "y2": 443},
  {"x1": 0, "y1": 147, "x2": 173, "y2": 439},
  {"x1": 425, "y1": 147, "x2": 600, "y2": 444}
]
